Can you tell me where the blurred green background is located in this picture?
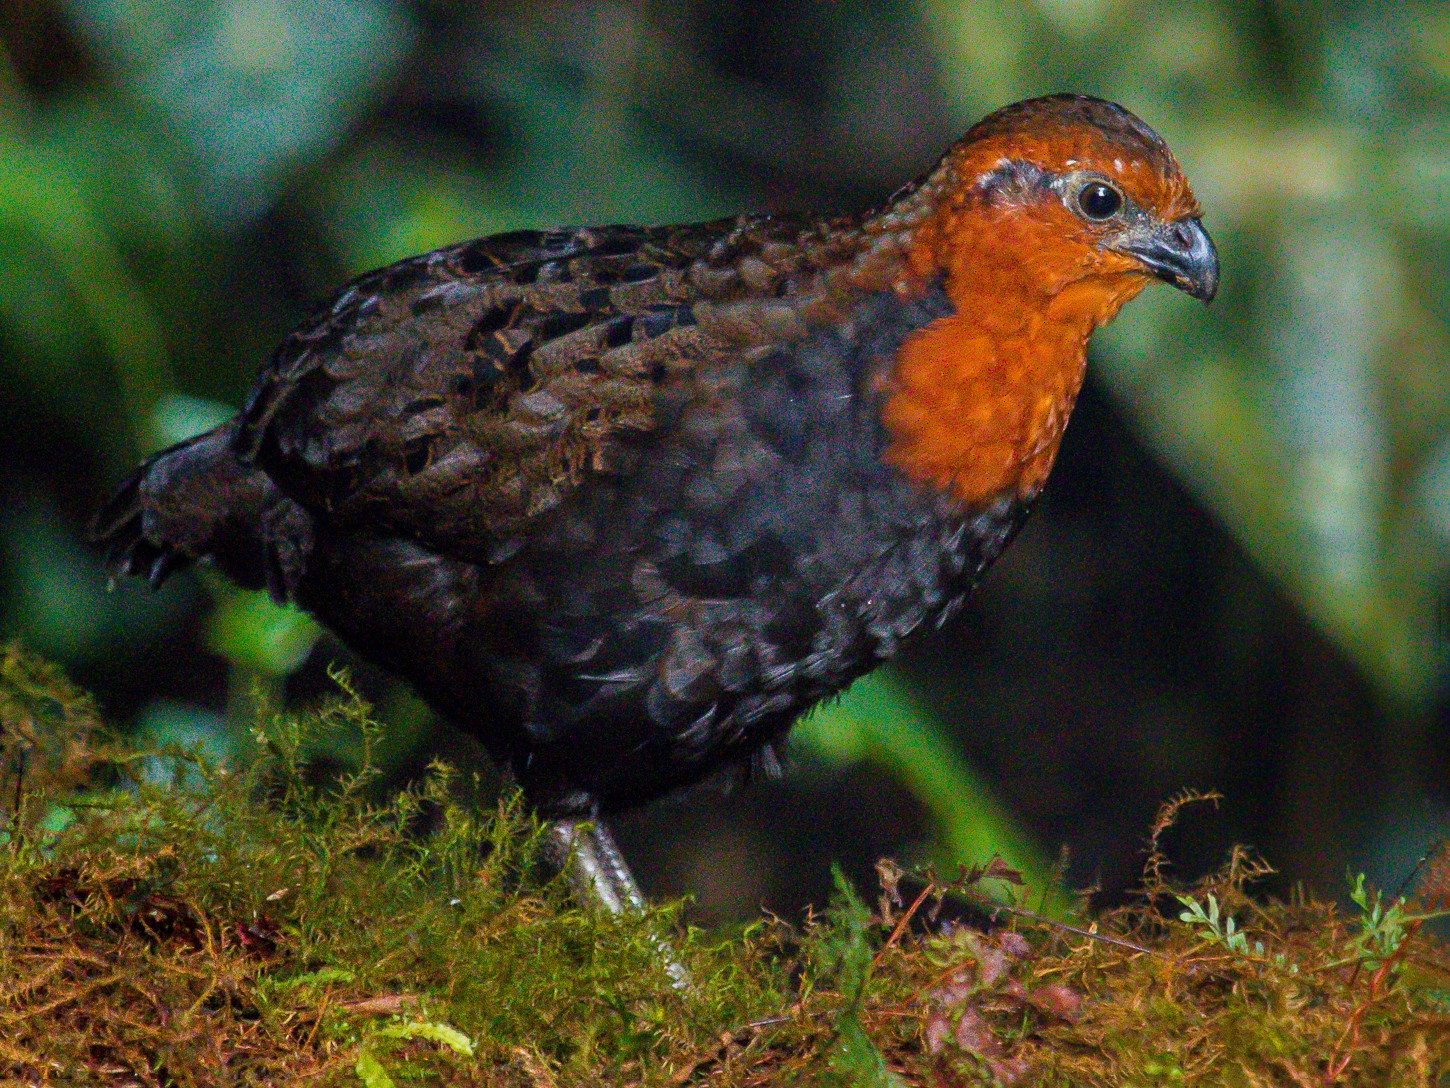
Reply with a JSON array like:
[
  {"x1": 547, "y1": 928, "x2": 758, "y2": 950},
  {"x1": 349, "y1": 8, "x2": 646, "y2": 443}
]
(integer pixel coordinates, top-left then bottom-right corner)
[{"x1": 2, "y1": 0, "x2": 1449, "y2": 919}]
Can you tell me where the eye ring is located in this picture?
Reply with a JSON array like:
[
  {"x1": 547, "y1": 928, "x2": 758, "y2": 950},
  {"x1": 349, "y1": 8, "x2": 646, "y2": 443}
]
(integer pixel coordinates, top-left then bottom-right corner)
[{"x1": 1077, "y1": 181, "x2": 1123, "y2": 220}]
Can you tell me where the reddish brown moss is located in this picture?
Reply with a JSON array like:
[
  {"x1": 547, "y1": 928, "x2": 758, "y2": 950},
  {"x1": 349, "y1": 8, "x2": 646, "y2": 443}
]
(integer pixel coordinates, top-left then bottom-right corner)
[{"x1": 2, "y1": 648, "x2": 1448, "y2": 1087}]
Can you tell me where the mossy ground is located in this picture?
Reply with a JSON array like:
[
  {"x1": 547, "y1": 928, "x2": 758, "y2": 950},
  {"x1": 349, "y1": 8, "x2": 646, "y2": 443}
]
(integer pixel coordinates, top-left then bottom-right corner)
[{"x1": 3, "y1": 642, "x2": 1450, "y2": 1087}]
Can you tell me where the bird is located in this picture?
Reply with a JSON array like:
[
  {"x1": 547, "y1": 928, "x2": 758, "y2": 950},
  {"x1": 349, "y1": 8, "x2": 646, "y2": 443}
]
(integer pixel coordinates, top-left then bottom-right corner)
[{"x1": 93, "y1": 94, "x2": 1217, "y2": 915}]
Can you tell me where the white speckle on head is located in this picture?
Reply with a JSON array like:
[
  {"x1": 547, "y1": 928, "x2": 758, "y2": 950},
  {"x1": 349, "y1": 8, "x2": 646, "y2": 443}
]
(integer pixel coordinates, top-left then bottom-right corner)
[
  {"x1": 1114, "y1": 158, "x2": 1124, "y2": 173},
  {"x1": 1065, "y1": 159, "x2": 1077, "y2": 167}
]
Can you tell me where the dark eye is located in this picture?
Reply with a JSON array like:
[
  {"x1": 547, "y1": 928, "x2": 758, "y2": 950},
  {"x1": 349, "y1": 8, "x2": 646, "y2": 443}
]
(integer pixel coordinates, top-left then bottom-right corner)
[{"x1": 1078, "y1": 182, "x2": 1123, "y2": 220}]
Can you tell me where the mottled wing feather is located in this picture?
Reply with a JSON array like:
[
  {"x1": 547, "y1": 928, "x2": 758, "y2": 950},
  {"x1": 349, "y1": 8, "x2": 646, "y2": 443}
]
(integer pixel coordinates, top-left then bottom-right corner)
[{"x1": 234, "y1": 217, "x2": 824, "y2": 562}]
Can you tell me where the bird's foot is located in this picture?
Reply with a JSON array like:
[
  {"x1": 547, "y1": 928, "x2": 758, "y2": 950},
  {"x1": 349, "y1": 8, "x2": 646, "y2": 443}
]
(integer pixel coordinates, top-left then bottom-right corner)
[{"x1": 546, "y1": 818, "x2": 693, "y2": 991}]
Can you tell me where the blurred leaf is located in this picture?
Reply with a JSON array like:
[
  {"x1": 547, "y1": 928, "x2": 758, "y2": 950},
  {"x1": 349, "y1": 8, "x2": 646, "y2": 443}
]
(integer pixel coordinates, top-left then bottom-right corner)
[
  {"x1": 135, "y1": 699, "x2": 236, "y2": 785},
  {"x1": 0, "y1": 232, "x2": 92, "y2": 364},
  {"x1": 64, "y1": 0, "x2": 418, "y2": 224},
  {"x1": 797, "y1": 669, "x2": 1062, "y2": 912},
  {"x1": 60, "y1": 0, "x2": 204, "y2": 60},
  {"x1": 41, "y1": 94, "x2": 197, "y2": 257},
  {"x1": 137, "y1": 698, "x2": 233, "y2": 756},
  {"x1": 0, "y1": 135, "x2": 172, "y2": 451},
  {"x1": 204, "y1": 588, "x2": 319, "y2": 677},
  {"x1": 1108, "y1": 0, "x2": 1252, "y2": 116},
  {"x1": 1388, "y1": 123, "x2": 1450, "y2": 233},
  {"x1": 1408, "y1": 3, "x2": 1450, "y2": 85},
  {"x1": 148, "y1": 393, "x2": 235, "y2": 450},
  {"x1": 1416, "y1": 437, "x2": 1450, "y2": 541},
  {"x1": 1, "y1": 500, "x2": 191, "y2": 662},
  {"x1": 317, "y1": 140, "x2": 529, "y2": 276},
  {"x1": 479, "y1": 48, "x2": 740, "y2": 226},
  {"x1": 916, "y1": 0, "x2": 1033, "y2": 118},
  {"x1": 1030, "y1": 0, "x2": 1128, "y2": 38},
  {"x1": 1259, "y1": 220, "x2": 1395, "y2": 585},
  {"x1": 1095, "y1": 203, "x2": 1438, "y2": 701}
]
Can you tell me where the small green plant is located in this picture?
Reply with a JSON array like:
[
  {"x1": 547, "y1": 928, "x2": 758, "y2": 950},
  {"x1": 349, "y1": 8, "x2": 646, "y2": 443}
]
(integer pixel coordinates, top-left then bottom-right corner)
[
  {"x1": 814, "y1": 867, "x2": 909, "y2": 1088},
  {"x1": 1175, "y1": 891, "x2": 1253, "y2": 954},
  {"x1": 1175, "y1": 890, "x2": 1304, "y2": 973},
  {"x1": 1348, "y1": 872, "x2": 1411, "y2": 966}
]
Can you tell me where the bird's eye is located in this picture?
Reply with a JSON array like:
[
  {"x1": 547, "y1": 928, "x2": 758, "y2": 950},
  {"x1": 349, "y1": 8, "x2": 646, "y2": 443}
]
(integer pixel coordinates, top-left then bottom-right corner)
[{"x1": 1078, "y1": 182, "x2": 1123, "y2": 220}]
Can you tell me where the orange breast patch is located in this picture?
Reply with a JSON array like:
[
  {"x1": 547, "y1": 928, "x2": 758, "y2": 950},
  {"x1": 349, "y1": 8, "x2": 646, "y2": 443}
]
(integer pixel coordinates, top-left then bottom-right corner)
[{"x1": 880, "y1": 200, "x2": 1147, "y2": 510}]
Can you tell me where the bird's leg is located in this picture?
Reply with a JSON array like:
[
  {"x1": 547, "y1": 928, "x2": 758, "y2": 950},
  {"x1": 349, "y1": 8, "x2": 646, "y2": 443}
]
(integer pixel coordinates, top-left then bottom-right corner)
[
  {"x1": 545, "y1": 818, "x2": 692, "y2": 990},
  {"x1": 546, "y1": 818, "x2": 646, "y2": 914}
]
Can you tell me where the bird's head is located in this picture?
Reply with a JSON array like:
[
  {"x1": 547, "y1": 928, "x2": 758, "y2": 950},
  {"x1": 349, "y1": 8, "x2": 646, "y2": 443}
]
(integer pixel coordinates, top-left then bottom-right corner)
[
  {"x1": 902, "y1": 94, "x2": 1218, "y2": 320},
  {"x1": 877, "y1": 95, "x2": 1218, "y2": 509}
]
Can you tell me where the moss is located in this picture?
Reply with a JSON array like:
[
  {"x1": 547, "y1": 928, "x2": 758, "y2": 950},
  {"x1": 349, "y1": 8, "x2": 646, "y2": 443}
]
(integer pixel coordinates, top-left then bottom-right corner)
[{"x1": 2, "y1": 644, "x2": 1449, "y2": 1086}]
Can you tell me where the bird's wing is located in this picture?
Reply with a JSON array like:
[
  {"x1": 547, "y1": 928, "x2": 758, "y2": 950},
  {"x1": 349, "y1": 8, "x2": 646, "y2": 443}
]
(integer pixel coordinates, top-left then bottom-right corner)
[{"x1": 235, "y1": 218, "x2": 807, "y2": 563}]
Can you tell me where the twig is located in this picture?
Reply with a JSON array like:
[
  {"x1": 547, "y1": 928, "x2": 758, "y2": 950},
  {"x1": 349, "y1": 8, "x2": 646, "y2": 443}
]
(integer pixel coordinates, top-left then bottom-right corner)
[
  {"x1": 1322, "y1": 918, "x2": 1422, "y2": 1083},
  {"x1": 874, "y1": 882, "x2": 936, "y2": 963},
  {"x1": 983, "y1": 901, "x2": 1155, "y2": 957}
]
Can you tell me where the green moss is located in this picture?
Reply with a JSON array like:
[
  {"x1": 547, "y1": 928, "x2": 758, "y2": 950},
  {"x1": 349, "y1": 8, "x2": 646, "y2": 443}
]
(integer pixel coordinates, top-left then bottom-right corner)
[{"x1": 2, "y1": 645, "x2": 1448, "y2": 1086}]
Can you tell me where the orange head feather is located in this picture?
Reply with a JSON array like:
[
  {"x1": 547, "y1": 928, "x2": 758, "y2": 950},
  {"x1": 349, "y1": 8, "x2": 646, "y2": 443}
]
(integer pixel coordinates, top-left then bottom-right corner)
[{"x1": 874, "y1": 95, "x2": 1217, "y2": 510}]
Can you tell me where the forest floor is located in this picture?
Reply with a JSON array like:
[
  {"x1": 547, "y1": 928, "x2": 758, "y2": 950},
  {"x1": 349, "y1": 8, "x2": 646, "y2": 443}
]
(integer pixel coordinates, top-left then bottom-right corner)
[{"x1": 2, "y1": 642, "x2": 1449, "y2": 1087}]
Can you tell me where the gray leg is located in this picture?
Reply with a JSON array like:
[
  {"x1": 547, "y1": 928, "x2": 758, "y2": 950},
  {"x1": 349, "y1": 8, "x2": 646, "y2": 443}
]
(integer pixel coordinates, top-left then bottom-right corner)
[
  {"x1": 547, "y1": 818, "x2": 647, "y2": 914},
  {"x1": 546, "y1": 818, "x2": 691, "y2": 990}
]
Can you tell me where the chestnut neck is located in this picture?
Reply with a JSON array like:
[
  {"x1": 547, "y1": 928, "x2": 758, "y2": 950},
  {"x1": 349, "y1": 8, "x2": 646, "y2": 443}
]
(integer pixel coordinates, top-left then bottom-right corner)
[{"x1": 875, "y1": 198, "x2": 1145, "y2": 510}]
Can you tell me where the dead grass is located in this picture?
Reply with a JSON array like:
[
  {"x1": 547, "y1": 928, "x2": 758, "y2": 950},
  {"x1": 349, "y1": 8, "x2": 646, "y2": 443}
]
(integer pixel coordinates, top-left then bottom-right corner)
[{"x1": 2, "y1": 642, "x2": 1449, "y2": 1087}]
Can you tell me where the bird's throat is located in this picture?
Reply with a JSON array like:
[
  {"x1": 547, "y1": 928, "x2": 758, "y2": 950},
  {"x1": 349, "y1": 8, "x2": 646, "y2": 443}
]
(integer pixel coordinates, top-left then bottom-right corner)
[{"x1": 879, "y1": 235, "x2": 1145, "y2": 510}]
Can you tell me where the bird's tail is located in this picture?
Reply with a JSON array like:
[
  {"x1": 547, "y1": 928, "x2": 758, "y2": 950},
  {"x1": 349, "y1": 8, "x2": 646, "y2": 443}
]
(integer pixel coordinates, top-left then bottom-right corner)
[{"x1": 90, "y1": 425, "x2": 312, "y2": 601}]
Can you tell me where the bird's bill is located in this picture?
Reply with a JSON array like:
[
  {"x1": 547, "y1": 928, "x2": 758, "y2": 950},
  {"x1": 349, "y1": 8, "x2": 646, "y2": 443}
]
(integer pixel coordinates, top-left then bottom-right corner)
[{"x1": 1116, "y1": 215, "x2": 1219, "y2": 302}]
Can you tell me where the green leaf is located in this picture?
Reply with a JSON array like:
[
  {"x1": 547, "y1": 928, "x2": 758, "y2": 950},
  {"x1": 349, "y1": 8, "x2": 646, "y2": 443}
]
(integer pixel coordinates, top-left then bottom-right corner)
[
  {"x1": 148, "y1": 394, "x2": 235, "y2": 449},
  {"x1": 816, "y1": 869, "x2": 907, "y2": 1088},
  {"x1": 2, "y1": 502, "x2": 190, "y2": 661},
  {"x1": 0, "y1": 135, "x2": 172, "y2": 449},
  {"x1": 823, "y1": 865, "x2": 874, "y2": 1004},
  {"x1": 315, "y1": 138, "x2": 527, "y2": 277},
  {"x1": 377, "y1": 1020, "x2": 475, "y2": 1057},
  {"x1": 353, "y1": 1047, "x2": 394, "y2": 1088}
]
